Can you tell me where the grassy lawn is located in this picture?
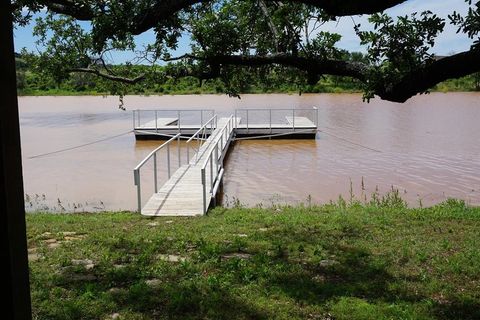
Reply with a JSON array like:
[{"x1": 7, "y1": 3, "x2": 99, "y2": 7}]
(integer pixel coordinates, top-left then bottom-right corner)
[{"x1": 27, "y1": 198, "x2": 480, "y2": 319}]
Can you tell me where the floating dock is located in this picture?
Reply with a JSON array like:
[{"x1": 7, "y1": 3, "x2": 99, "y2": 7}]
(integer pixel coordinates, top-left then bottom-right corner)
[
  {"x1": 133, "y1": 108, "x2": 317, "y2": 216},
  {"x1": 133, "y1": 108, "x2": 317, "y2": 139}
]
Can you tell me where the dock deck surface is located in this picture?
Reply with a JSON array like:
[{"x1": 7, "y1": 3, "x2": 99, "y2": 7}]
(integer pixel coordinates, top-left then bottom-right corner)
[{"x1": 135, "y1": 116, "x2": 316, "y2": 138}]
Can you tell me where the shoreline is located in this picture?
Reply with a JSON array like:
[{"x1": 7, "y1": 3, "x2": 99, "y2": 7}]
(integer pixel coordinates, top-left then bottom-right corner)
[{"x1": 16, "y1": 90, "x2": 480, "y2": 98}]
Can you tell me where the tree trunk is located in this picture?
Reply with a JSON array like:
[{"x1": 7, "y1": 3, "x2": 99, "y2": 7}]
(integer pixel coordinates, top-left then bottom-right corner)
[{"x1": 0, "y1": 1, "x2": 32, "y2": 319}]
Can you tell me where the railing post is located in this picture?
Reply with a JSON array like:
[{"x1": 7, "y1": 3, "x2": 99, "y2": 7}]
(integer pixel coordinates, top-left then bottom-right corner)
[
  {"x1": 167, "y1": 143, "x2": 171, "y2": 178},
  {"x1": 177, "y1": 134, "x2": 181, "y2": 166},
  {"x1": 198, "y1": 127, "x2": 203, "y2": 160},
  {"x1": 177, "y1": 110, "x2": 181, "y2": 133},
  {"x1": 292, "y1": 109, "x2": 295, "y2": 131},
  {"x1": 201, "y1": 110, "x2": 204, "y2": 127},
  {"x1": 235, "y1": 110, "x2": 237, "y2": 130},
  {"x1": 153, "y1": 153, "x2": 158, "y2": 193},
  {"x1": 269, "y1": 109, "x2": 272, "y2": 134},
  {"x1": 134, "y1": 170, "x2": 141, "y2": 213},
  {"x1": 201, "y1": 168, "x2": 207, "y2": 214},
  {"x1": 155, "y1": 110, "x2": 158, "y2": 133},
  {"x1": 132, "y1": 110, "x2": 136, "y2": 129},
  {"x1": 137, "y1": 109, "x2": 141, "y2": 127},
  {"x1": 133, "y1": 133, "x2": 180, "y2": 214},
  {"x1": 215, "y1": 145, "x2": 219, "y2": 174},
  {"x1": 246, "y1": 109, "x2": 249, "y2": 134},
  {"x1": 210, "y1": 153, "x2": 213, "y2": 192}
]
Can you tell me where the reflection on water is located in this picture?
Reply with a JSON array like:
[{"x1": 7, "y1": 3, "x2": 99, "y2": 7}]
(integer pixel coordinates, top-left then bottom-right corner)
[{"x1": 19, "y1": 93, "x2": 480, "y2": 212}]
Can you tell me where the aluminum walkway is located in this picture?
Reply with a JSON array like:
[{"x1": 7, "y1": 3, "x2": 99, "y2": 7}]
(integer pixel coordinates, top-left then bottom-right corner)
[{"x1": 134, "y1": 116, "x2": 236, "y2": 216}]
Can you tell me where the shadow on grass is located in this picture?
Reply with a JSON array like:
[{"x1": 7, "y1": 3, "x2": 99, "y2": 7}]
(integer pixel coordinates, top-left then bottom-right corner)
[
  {"x1": 51, "y1": 268, "x2": 269, "y2": 319},
  {"x1": 271, "y1": 247, "x2": 409, "y2": 304},
  {"x1": 432, "y1": 299, "x2": 480, "y2": 320},
  {"x1": 38, "y1": 217, "x2": 479, "y2": 320}
]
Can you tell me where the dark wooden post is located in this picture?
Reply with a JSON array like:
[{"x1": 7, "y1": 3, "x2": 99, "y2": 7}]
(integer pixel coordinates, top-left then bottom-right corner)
[{"x1": 0, "y1": 1, "x2": 33, "y2": 319}]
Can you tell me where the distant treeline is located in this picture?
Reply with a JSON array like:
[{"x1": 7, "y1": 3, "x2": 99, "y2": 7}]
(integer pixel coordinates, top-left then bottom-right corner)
[{"x1": 15, "y1": 53, "x2": 480, "y2": 96}]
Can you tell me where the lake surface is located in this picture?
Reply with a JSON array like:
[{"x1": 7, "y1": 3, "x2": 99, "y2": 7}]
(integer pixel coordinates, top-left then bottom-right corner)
[{"x1": 19, "y1": 93, "x2": 480, "y2": 212}]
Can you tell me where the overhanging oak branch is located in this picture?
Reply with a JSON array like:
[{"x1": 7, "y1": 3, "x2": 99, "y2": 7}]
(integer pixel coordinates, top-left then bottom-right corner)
[
  {"x1": 69, "y1": 49, "x2": 480, "y2": 102},
  {"x1": 290, "y1": 0, "x2": 408, "y2": 15},
  {"x1": 188, "y1": 51, "x2": 480, "y2": 102},
  {"x1": 68, "y1": 68, "x2": 145, "y2": 84},
  {"x1": 376, "y1": 49, "x2": 480, "y2": 102},
  {"x1": 31, "y1": 0, "x2": 408, "y2": 33},
  {"x1": 202, "y1": 54, "x2": 368, "y2": 81}
]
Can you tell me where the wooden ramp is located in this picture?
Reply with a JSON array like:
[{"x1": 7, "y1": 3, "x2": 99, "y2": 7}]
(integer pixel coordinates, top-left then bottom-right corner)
[{"x1": 141, "y1": 117, "x2": 235, "y2": 216}]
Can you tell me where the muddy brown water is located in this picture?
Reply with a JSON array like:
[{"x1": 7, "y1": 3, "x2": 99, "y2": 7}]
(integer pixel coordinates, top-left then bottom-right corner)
[{"x1": 19, "y1": 93, "x2": 480, "y2": 212}]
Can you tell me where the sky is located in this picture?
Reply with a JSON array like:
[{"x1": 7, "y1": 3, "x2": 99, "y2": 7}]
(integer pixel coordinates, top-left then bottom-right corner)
[
  {"x1": 320, "y1": 0, "x2": 473, "y2": 56},
  {"x1": 13, "y1": 0, "x2": 473, "y2": 63}
]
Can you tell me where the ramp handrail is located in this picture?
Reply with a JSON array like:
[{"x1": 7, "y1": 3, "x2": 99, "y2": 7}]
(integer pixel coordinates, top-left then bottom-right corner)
[
  {"x1": 200, "y1": 115, "x2": 235, "y2": 214},
  {"x1": 186, "y1": 115, "x2": 218, "y2": 164},
  {"x1": 133, "y1": 133, "x2": 181, "y2": 213}
]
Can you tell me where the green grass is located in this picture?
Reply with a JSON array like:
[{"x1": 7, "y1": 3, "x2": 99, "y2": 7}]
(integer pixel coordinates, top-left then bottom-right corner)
[{"x1": 27, "y1": 198, "x2": 480, "y2": 319}]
